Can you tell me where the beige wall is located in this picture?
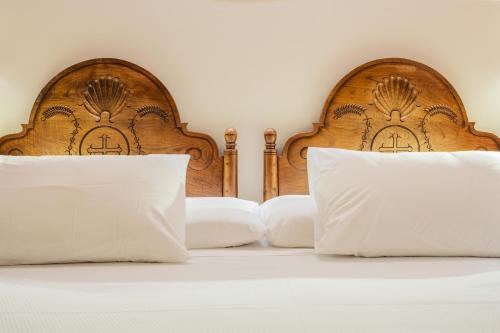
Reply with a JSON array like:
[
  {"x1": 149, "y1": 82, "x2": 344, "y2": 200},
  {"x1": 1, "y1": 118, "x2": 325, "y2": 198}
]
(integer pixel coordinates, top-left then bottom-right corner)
[{"x1": 1, "y1": 0, "x2": 499, "y2": 201}]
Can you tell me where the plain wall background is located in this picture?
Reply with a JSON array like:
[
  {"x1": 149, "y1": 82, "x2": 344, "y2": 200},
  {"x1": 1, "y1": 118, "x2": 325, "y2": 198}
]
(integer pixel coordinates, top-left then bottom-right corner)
[{"x1": 1, "y1": 0, "x2": 499, "y2": 201}]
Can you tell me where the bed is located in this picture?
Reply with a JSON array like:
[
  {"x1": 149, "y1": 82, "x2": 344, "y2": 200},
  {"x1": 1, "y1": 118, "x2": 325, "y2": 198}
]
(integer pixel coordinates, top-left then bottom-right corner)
[
  {"x1": 2, "y1": 244, "x2": 500, "y2": 332},
  {"x1": 1, "y1": 58, "x2": 500, "y2": 333},
  {"x1": 263, "y1": 58, "x2": 500, "y2": 200},
  {"x1": 0, "y1": 58, "x2": 238, "y2": 197}
]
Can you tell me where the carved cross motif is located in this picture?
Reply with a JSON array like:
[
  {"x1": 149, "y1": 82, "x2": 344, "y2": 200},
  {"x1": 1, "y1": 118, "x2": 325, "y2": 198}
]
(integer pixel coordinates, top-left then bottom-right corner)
[
  {"x1": 378, "y1": 133, "x2": 413, "y2": 153},
  {"x1": 87, "y1": 135, "x2": 123, "y2": 155}
]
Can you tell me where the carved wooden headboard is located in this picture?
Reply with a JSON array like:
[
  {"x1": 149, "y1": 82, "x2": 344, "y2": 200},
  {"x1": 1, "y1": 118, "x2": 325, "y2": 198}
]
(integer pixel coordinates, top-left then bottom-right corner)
[
  {"x1": 263, "y1": 58, "x2": 499, "y2": 201},
  {"x1": 0, "y1": 58, "x2": 238, "y2": 197}
]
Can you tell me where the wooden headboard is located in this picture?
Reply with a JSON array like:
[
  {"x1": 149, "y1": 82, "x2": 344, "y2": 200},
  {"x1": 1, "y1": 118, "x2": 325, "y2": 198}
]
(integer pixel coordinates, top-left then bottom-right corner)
[
  {"x1": 263, "y1": 58, "x2": 499, "y2": 201},
  {"x1": 0, "y1": 58, "x2": 238, "y2": 197}
]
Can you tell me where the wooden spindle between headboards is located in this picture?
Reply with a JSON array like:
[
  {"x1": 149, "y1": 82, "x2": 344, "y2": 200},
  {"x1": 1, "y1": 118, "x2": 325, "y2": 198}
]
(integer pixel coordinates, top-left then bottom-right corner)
[
  {"x1": 223, "y1": 128, "x2": 238, "y2": 197},
  {"x1": 263, "y1": 128, "x2": 278, "y2": 201}
]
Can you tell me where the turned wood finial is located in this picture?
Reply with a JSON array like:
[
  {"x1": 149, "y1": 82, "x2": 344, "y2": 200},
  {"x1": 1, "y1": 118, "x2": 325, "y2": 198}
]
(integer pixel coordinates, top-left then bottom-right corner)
[
  {"x1": 264, "y1": 128, "x2": 277, "y2": 151},
  {"x1": 224, "y1": 128, "x2": 237, "y2": 150},
  {"x1": 223, "y1": 128, "x2": 238, "y2": 197},
  {"x1": 263, "y1": 128, "x2": 278, "y2": 201}
]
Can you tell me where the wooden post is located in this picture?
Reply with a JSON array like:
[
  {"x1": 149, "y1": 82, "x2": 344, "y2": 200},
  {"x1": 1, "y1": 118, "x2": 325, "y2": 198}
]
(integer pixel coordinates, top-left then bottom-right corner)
[
  {"x1": 263, "y1": 128, "x2": 278, "y2": 201},
  {"x1": 223, "y1": 128, "x2": 238, "y2": 197}
]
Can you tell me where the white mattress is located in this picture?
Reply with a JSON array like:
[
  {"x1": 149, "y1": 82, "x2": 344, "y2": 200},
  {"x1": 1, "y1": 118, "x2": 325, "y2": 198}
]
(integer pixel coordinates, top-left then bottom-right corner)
[{"x1": 1, "y1": 242, "x2": 500, "y2": 333}]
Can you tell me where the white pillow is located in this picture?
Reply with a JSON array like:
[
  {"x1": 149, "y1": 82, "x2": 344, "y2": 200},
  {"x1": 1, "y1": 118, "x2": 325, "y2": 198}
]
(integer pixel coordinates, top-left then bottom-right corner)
[
  {"x1": 0, "y1": 154, "x2": 190, "y2": 265},
  {"x1": 186, "y1": 197, "x2": 265, "y2": 249},
  {"x1": 308, "y1": 148, "x2": 500, "y2": 257},
  {"x1": 259, "y1": 195, "x2": 316, "y2": 248}
]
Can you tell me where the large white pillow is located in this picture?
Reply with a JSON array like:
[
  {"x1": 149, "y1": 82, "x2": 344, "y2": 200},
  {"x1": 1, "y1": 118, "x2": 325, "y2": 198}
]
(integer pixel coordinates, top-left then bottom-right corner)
[
  {"x1": 186, "y1": 197, "x2": 265, "y2": 249},
  {"x1": 0, "y1": 154, "x2": 190, "y2": 265},
  {"x1": 308, "y1": 148, "x2": 500, "y2": 257},
  {"x1": 259, "y1": 195, "x2": 316, "y2": 248}
]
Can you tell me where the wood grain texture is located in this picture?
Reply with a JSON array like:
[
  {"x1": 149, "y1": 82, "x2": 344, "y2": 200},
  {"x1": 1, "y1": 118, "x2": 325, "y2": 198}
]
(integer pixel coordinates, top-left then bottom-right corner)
[
  {"x1": 0, "y1": 58, "x2": 238, "y2": 197},
  {"x1": 264, "y1": 58, "x2": 500, "y2": 200}
]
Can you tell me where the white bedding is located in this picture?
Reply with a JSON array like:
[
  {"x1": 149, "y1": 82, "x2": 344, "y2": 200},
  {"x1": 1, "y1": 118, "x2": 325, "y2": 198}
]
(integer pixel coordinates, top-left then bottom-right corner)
[{"x1": 1, "y1": 243, "x2": 500, "y2": 333}]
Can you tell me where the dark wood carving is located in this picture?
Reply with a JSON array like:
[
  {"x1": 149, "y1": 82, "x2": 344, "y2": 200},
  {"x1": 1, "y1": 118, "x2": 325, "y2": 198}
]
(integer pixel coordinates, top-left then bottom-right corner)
[
  {"x1": 263, "y1": 58, "x2": 499, "y2": 200},
  {"x1": 0, "y1": 58, "x2": 238, "y2": 197}
]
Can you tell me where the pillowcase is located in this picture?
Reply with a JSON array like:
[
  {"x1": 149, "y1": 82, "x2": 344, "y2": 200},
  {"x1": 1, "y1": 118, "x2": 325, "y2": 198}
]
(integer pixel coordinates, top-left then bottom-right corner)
[
  {"x1": 0, "y1": 154, "x2": 190, "y2": 265},
  {"x1": 186, "y1": 197, "x2": 264, "y2": 249},
  {"x1": 259, "y1": 195, "x2": 316, "y2": 248},
  {"x1": 308, "y1": 148, "x2": 500, "y2": 257}
]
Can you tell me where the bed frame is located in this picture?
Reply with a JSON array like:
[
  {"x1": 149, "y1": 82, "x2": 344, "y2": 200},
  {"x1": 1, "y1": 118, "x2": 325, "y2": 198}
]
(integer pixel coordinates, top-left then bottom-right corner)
[
  {"x1": 263, "y1": 58, "x2": 500, "y2": 201},
  {"x1": 0, "y1": 58, "x2": 238, "y2": 197}
]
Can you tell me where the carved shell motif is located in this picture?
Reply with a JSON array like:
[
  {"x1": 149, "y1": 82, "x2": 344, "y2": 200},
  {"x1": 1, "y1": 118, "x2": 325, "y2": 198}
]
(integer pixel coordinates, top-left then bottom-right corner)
[
  {"x1": 373, "y1": 75, "x2": 419, "y2": 121},
  {"x1": 83, "y1": 76, "x2": 129, "y2": 122}
]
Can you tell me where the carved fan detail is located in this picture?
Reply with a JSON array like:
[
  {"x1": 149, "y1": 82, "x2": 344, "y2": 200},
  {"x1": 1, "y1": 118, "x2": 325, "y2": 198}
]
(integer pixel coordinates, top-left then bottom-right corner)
[
  {"x1": 83, "y1": 76, "x2": 129, "y2": 122},
  {"x1": 373, "y1": 75, "x2": 419, "y2": 121}
]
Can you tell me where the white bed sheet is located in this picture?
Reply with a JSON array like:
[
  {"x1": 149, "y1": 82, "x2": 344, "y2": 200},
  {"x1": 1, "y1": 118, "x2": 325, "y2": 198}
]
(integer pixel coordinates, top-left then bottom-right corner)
[{"x1": 1, "y1": 242, "x2": 500, "y2": 333}]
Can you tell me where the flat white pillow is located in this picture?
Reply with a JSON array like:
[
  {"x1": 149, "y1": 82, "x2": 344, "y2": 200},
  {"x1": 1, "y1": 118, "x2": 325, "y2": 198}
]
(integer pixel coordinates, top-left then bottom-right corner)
[
  {"x1": 0, "y1": 154, "x2": 190, "y2": 265},
  {"x1": 186, "y1": 197, "x2": 265, "y2": 249},
  {"x1": 259, "y1": 195, "x2": 316, "y2": 248},
  {"x1": 308, "y1": 148, "x2": 500, "y2": 257}
]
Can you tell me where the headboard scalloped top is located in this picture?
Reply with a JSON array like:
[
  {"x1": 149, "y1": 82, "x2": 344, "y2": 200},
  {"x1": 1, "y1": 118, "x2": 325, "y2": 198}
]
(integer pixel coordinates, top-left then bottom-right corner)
[
  {"x1": 0, "y1": 58, "x2": 238, "y2": 197},
  {"x1": 264, "y1": 58, "x2": 499, "y2": 200}
]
